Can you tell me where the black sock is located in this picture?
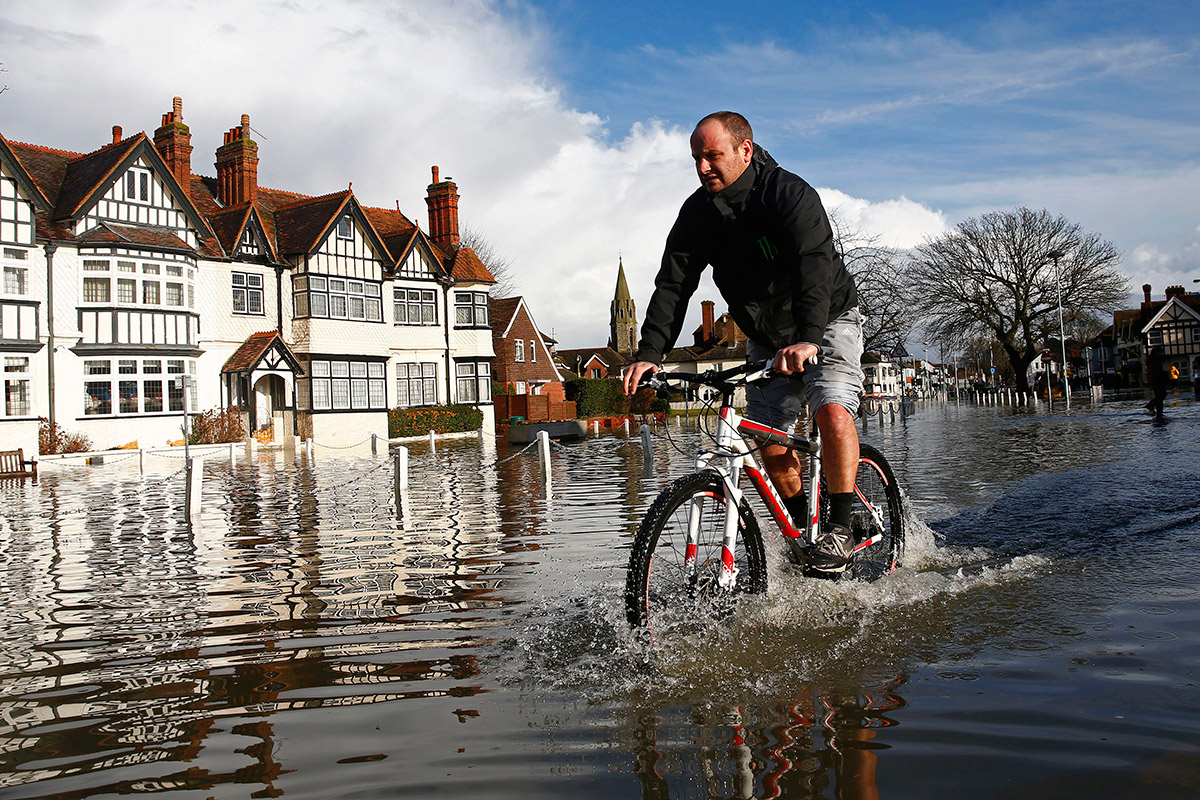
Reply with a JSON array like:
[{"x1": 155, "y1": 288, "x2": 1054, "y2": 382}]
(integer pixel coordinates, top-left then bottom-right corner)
[
  {"x1": 830, "y1": 492, "x2": 855, "y2": 528},
  {"x1": 784, "y1": 493, "x2": 808, "y2": 527}
]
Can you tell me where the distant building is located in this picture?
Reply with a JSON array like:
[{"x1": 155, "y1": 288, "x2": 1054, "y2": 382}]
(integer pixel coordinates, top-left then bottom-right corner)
[
  {"x1": 489, "y1": 296, "x2": 564, "y2": 399},
  {"x1": 1113, "y1": 283, "x2": 1200, "y2": 386}
]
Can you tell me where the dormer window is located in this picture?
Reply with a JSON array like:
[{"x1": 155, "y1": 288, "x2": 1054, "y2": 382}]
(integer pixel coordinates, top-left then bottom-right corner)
[{"x1": 336, "y1": 215, "x2": 353, "y2": 239}]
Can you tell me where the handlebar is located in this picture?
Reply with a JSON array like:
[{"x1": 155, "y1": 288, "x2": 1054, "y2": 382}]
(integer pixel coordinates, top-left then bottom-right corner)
[{"x1": 642, "y1": 360, "x2": 775, "y2": 391}]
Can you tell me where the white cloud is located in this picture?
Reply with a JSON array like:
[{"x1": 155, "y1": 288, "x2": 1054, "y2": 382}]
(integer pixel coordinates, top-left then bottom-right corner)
[
  {"x1": 820, "y1": 190, "x2": 949, "y2": 249},
  {"x1": 0, "y1": 0, "x2": 952, "y2": 349}
]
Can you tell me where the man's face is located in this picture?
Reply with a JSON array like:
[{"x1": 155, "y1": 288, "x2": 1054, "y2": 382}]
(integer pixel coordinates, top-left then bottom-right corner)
[{"x1": 690, "y1": 120, "x2": 752, "y2": 194}]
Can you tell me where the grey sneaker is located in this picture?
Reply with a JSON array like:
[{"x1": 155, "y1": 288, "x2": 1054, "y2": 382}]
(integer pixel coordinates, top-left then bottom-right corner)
[{"x1": 809, "y1": 523, "x2": 855, "y2": 572}]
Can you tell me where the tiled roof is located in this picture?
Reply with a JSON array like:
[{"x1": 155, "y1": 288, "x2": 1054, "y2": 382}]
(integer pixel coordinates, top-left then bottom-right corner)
[
  {"x1": 5, "y1": 139, "x2": 76, "y2": 207},
  {"x1": 5, "y1": 121, "x2": 494, "y2": 290},
  {"x1": 362, "y1": 206, "x2": 421, "y2": 272},
  {"x1": 557, "y1": 347, "x2": 627, "y2": 368},
  {"x1": 221, "y1": 331, "x2": 283, "y2": 373},
  {"x1": 449, "y1": 246, "x2": 496, "y2": 283},
  {"x1": 53, "y1": 135, "x2": 144, "y2": 219},
  {"x1": 78, "y1": 222, "x2": 193, "y2": 252},
  {"x1": 488, "y1": 297, "x2": 521, "y2": 333},
  {"x1": 206, "y1": 205, "x2": 252, "y2": 258},
  {"x1": 273, "y1": 190, "x2": 352, "y2": 255}
]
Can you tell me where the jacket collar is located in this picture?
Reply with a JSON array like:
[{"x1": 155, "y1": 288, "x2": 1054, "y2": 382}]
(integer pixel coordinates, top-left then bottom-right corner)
[{"x1": 709, "y1": 143, "x2": 777, "y2": 221}]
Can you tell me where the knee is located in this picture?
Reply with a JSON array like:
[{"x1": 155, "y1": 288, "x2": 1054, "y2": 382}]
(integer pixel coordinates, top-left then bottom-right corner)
[{"x1": 815, "y1": 403, "x2": 855, "y2": 436}]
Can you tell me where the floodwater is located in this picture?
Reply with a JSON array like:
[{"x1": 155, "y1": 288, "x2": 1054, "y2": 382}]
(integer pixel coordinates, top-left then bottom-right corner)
[{"x1": 1, "y1": 392, "x2": 1199, "y2": 799}]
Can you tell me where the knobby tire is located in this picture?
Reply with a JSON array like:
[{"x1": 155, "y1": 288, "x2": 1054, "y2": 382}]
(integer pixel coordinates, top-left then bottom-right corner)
[{"x1": 625, "y1": 470, "x2": 768, "y2": 629}]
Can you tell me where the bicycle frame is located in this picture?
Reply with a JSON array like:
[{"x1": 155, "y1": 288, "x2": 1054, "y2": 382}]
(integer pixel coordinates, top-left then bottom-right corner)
[
  {"x1": 693, "y1": 399, "x2": 819, "y2": 590},
  {"x1": 676, "y1": 370, "x2": 890, "y2": 588}
]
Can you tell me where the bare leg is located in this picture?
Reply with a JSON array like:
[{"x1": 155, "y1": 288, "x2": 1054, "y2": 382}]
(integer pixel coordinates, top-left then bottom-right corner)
[
  {"x1": 815, "y1": 403, "x2": 859, "y2": 494},
  {"x1": 761, "y1": 443, "x2": 804, "y2": 500}
]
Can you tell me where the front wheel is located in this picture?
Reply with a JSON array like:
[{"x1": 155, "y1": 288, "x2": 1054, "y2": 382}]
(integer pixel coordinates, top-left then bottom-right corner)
[
  {"x1": 845, "y1": 443, "x2": 905, "y2": 580},
  {"x1": 625, "y1": 471, "x2": 768, "y2": 628}
]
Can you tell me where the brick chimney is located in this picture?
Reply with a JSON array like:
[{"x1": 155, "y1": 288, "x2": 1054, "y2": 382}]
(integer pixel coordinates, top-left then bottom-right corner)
[
  {"x1": 425, "y1": 166, "x2": 459, "y2": 249},
  {"x1": 112, "y1": 125, "x2": 122, "y2": 143},
  {"x1": 215, "y1": 114, "x2": 259, "y2": 206},
  {"x1": 701, "y1": 300, "x2": 715, "y2": 343},
  {"x1": 153, "y1": 97, "x2": 193, "y2": 192},
  {"x1": 1142, "y1": 283, "x2": 1152, "y2": 304},
  {"x1": 1165, "y1": 285, "x2": 1185, "y2": 299}
]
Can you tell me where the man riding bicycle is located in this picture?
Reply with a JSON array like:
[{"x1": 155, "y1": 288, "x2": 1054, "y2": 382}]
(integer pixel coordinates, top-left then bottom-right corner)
[{"x1": 622, "y1": 111, "x2": 865, "y2": 573}]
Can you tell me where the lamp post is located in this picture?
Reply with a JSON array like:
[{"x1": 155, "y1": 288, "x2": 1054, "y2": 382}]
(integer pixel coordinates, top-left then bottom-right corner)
[{"x1": 1047, "y1": 249, "x2": 1069, "y2": 408}]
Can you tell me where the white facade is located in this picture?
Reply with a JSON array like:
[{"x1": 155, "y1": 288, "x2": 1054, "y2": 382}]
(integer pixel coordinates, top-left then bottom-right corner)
[{"x1": 0, "y1": 119, "x2": 496, "y2": 454}]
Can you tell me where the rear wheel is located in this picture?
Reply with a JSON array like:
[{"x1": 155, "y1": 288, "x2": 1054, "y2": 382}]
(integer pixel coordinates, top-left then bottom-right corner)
[{"x1": 625, "y1": 471, "x2": 767, "y2": 628}]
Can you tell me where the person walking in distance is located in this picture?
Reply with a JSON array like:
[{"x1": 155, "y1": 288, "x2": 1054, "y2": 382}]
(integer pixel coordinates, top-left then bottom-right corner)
[
  {"x1": 1192, "y1": 355, "x2": 1200, "y2": 400},
  {"x1": 1145, "y1": 346, "x2": 1167, "y2": 418},
  {"x1": 622, "y1": 111, "x2": 865, "y2": 573}
]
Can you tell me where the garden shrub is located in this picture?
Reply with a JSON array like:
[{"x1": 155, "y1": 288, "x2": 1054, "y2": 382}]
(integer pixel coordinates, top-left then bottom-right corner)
[
  {"x1": 389, "y1": 404, "x2": 483, "y2": 438},
  {"x1": 187, "y1": 406, "x2": 247, "y2": 445},
  {"x1": 39, "y1": 418, "x2": 92, "y2": 455}
]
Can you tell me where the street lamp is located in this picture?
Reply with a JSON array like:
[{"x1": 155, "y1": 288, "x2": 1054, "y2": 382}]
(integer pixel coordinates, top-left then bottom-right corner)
[{"x1": 1047, "y1": 249, "x2": 1069, "y2": 408}]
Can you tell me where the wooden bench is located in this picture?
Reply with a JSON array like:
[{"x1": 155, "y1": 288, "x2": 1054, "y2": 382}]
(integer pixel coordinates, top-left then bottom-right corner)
[{"x1": 0, "y1": 449, "x2": 37, "y2": 481}]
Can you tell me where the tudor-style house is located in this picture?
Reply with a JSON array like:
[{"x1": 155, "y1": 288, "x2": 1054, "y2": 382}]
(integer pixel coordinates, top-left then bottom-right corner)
[
  {"x1": 0, "y1": 97, "x2": 496, "y2": 455},
  {"x1": 1113, "y1": 283, "x2": 1200, "y2": 386}
]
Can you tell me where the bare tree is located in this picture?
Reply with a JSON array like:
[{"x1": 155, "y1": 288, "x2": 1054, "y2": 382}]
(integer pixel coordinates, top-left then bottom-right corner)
[
  {"x1": 459, "y1": 224, "x2": 519, "y2": 298},
  {"x1": 828, "y1": 210, "x2": 918, "y2": 355},
  {"x1": 909, "y1": 207, "x2": 1128, "y2": 393}
]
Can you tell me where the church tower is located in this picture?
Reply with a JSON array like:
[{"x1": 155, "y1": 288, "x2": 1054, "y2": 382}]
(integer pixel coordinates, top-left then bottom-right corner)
[{"x1": 609, "y1": 257, "x2": 638, "y2": 355}]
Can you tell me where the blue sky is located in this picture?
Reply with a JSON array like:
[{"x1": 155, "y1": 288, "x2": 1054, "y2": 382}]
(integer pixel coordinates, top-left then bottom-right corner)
[{"x1": 0, "y1": 0, "x2": 1195, "y2": 347}]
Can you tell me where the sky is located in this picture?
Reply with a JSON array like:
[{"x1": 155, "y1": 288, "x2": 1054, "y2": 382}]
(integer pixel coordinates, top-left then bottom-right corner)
[{"x1": 0, "y1": 0, "x2": 1196, "y2": 349}]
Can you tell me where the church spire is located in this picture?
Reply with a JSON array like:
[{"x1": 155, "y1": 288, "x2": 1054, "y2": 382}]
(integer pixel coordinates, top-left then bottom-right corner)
[
  {"x1": 614, "y1": 256, "x2": 632, "y2": 302},
  {"x1": 609, "y1": 256, "x2": 638, "y2": 355}
]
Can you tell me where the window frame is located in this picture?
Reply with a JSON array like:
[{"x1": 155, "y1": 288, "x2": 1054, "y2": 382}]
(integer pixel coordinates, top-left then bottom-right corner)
[{"x1": 232, "y1": 271, "x2": 266, "y2": 316}]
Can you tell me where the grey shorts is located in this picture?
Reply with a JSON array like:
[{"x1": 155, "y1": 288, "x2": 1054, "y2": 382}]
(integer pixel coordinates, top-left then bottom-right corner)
[{"x1": 744, "y1": 307, "x2": 865, "y2": 432}]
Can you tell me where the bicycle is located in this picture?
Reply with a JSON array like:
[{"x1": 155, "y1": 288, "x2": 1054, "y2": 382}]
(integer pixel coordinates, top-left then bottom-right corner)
[{"x1": 625, "y1": 361, "x2": 905, "y2": 628}]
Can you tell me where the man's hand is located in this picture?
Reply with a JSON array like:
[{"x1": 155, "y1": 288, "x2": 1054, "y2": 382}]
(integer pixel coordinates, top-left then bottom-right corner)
[
  {"x1": 772, "y1": 342, "x2": 819, "y2": 375},
  {"x1": 622, "y1": 361, "x2": 660, "y2": 396}
]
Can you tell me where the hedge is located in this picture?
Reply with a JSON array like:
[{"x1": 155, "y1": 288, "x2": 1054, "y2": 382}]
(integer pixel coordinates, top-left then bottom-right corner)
[
  {"x1": 564, "y1": 378, "x2": 629, "y2": 418},
  {"x1": 388, "y1": 404, "x2": 484, "y2": 438}
]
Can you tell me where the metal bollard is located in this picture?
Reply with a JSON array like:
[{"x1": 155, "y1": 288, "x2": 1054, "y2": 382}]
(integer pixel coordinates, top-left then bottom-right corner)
[
  {"x1": 371, "y1": 433, "x2": 378, "y2": 455},
  {"x1": 393, "y1": 445, "x2": 409, "y2": 509},
  {"x1": 139, "y1": 448, "x2": 145, "y2": 474},
  {"x1": 537, "y1": 430, "x2": 552, "y2": 489},
  {"x1": 428, "y1": 429, "x2": 436, "y2": 450},
  {"x1": 640, "y1": 424, "x2": 654, "y2": 476},
  {"x1": 186, "y1": 456, "x2": 204, "y2": 519},
  {"x1": 623, "y1": 419, "x2": 630, "y2": 435},
  {"x1": 593, "y1": 420, "x2": 600, "y2": 435}
]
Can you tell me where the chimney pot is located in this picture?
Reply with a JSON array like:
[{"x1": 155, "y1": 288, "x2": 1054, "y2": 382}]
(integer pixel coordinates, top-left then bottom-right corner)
[
  {"x1": 154, "y1": 97, "x2": 193, "y2": 191},
  {"x1": 1143, "y1": 283, "x2": 1152, "y2": 303},
  {"x1": 112, "y1": 125, "x2": 122, "y2": 143},
  {"x1": 431, "y1": 166, "x2": 439, "y2": 183}
]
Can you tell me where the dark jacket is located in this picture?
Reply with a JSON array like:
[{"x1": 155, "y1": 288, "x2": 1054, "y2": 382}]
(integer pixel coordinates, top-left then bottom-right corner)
[{"x1": 635, "y1": 145, "x2": 858, "y2": 364}]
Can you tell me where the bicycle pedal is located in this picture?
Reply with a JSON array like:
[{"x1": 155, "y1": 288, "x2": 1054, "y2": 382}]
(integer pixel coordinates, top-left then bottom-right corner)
[{"x1": 785, "y1": 537, "x2": 807, "y2": 566}]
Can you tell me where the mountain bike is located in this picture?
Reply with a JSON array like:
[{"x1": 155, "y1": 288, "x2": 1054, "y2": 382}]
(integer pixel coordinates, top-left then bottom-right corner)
[{"x1": 625, "y1": 362, "x2": 905, "y2": 628}]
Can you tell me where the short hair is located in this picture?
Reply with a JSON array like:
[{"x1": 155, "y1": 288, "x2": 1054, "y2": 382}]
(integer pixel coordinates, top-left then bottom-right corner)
[{"x1": 697, "y1": 111, "x2": 753, "y2": 146}]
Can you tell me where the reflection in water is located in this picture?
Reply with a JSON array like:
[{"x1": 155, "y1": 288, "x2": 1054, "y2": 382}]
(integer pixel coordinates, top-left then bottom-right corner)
[
  {"x1": 1, "y1": 398, "x2": 1198, "y2": 798},
  {"x1": 0, "y1": 444, "x2": 503, "y2": 797},
  {"x1": 633, "y1": 680, "x2": 904, "y2": 800}
]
